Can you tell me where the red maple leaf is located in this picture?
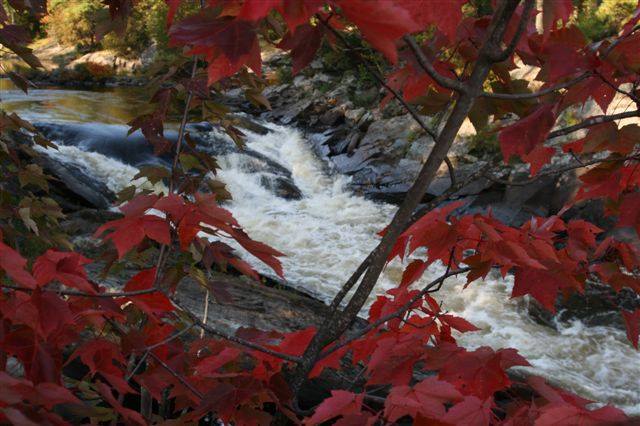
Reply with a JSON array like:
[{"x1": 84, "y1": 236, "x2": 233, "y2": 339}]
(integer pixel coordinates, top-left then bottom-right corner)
[
  {"x1": 304, "y1": 390, "x2": 364, "y2": 425},
  {"x1": 499, "y1": 103, "x2": 557, "y2": 163},
  {"x1": 336, "y1": 0, "x2": 419, "y2": 63},
  {"x1": 33, "y1": 250, "x2": 94, "y2": 293},
  {"x1": 94, "y1": 194, "x2": 171, "y2": 258},
  {"x1": 123, "y1": 268, "x2": 173, "y2": 316},
  {"x1": 0, "y1": 235, "x2": 37, "y2": 288},
  {"x1": 384, "y1": 377, "x2": 463, "y2": 422}
]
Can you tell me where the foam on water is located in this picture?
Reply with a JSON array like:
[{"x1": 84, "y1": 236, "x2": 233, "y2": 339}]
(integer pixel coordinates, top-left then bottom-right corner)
[
  {"x1": 37, "y1": 120, "x2": 640, "y2": 415},
  {"x1": 214, "y1": 124, "x2": 640, "y2": 415}
]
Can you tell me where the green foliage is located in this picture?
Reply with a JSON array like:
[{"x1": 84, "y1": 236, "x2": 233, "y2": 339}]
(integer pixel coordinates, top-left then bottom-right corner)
[
  {"x1": 44, "y1": 0, "x2": 189, "y2": 58},
  {"x1": 467, "y1": 128, "x2": 501, "y2": 158},
  {"x1": 44, "y1": 0, "x2": 104, "y2": 49},
  {"x1": 575, "y1": 0, "x2": 637, "y2": 41}
]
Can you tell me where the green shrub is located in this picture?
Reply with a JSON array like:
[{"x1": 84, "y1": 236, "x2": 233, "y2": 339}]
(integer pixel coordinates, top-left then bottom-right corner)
[
  {"x1": 44, "y1": 0, "x2": 103, "y2": 49},
  {"x1": 44, "y1": 0, "x2": 191, "y2": 58},
  {"x1": 575, "y1": 0, "x2": 637, "y2": 41}
]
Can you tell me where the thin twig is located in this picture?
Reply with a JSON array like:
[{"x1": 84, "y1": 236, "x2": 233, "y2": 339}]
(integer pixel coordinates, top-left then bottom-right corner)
[
  {"x1": 547, "y1": 109, "x2": 640, "y2": 139},
  {"x1": 481, "y1": 72, "x2": 591, "y2": 100},
  {"x1": 149, "y1": 351, "x2": 204, "y2": 400},
  {"x1": 402, "y1": 35, "x2": 466, "y2": 92},
  {"x1": 317, "y1": 267, "x2": 470, "y2": 360},
  {"x1": 1, "y1": 284, "x2": 159, "y2": 298},
  {"x1": 483, "y1": 154, "x2": 640, "y2": 186},
  {"x1": 171, "y1": 298, "x2": 302, "y2": 363}
]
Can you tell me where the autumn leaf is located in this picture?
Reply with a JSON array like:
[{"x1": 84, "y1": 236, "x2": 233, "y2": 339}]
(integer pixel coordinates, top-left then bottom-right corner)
[
  {"x1": 498, "y1": 103, "x2": 556, "y2": 163},
  {"x1": 337, "y1": 0, "x2": 419, "y2": 63},
  {"x1": 304, "y1": 390, "x2": 364, "y2": 425},
  {"x1": 0, "y1": 237, "x2": 37, "y2": 288},
  {"x1": 33, "y1": 250, "x2": 94, "y2": 293},
  {"x1": 123, "y1": 268, "x2": 173, "y2": 316}
]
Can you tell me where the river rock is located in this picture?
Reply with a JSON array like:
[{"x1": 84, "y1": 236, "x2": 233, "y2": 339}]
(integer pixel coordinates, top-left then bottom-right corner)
[
  {"x1": 67, "y1": 50, "x2": 142, "y2": 73},
  {"x1": 528, "y1": 280, "x2": 640, "y2": 330},
  {"x1": 37, "y1": 154, "x2": 116, "y2": 210},
  {"x1": 36, "y1": 120, "x2": 303, "y2": 201}
]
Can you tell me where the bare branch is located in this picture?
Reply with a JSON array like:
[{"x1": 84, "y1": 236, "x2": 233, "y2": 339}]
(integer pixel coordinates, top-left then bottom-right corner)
[
  {"x1": 149, "y1": 352, "x2": 204, "y2": 400},
  {"x1": 1, "y1": 283, "x2": 160, "y2": 298},
  {"x1": 318, "y1": 267, "x2": 470, "y2": 360},
  {"x1": 171, "y1": 298, "x2": 302, "y2": 363},
  {"x1": 484, "y1": 154, "x2": 640, "y2": 186},
  {"x1": 403, "y1": 35, "x2": 466, "y2": 93},
  {"x1": 488, "y1": 0, "x2": 535, "y2": 62},
  {"x1": 547, "y1": 109, "x2": 640, "y2": 139},
  {"x1": 481, "y1": 72, "x2": 591, "y2": 100}
]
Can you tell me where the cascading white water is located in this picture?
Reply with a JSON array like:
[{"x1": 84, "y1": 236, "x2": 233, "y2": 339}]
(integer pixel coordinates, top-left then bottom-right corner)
[
  {"x1": 213, "y1": 124, "x2": 640, "y2": 415},
  {"x1": 15, "y1": 103, "x2": 640, "y2": 414}
]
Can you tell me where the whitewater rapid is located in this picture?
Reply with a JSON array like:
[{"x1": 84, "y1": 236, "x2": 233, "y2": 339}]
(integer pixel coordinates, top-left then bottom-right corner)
[{"x1": 26, "y1": 121, "x2": 640, "y2": 415}]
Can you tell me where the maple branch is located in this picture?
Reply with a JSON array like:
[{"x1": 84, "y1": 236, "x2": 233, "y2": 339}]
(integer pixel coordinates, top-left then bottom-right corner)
[
  {"x1": 317, "y1": 267, "x2": 470, "y2": 360},
  {"x1": 316, "y1": 15, "x2": 440, "y2": 142},
  {"x1": 481, "y1": 72, "x2": 591, "y2": 100},
  {"x1": 594, "y1": 69, "x2": 640, "y2": 105},
  {"x1": 484, "y1": 154, "x2": 640, "y2": 186},
  {"x1": 289, "y1": 0, "x2": 523, "y2": 399},
  {"x1": 316, "y1": 15, "x2": 456, "y2": 313},
  {"x1": 487, "y1": 0, "x2": 535, "y2": 62},
  {"x1": 1, "y1": 283, "x2": 160, "y2": 298},
  {"x1": 444, "y1": 157, "x2": 457, "y2": 187},
  {"x1": 403, "y1": 35, "x2": 466, "y2": 93},
  {"x1": 547, "y1": 109, "x2": 640, "y2": 139},
  {"x1": 171, "y1": 298, "x2": 302, "y2": 363},
  {"x1": 149, "y1": 351, "x2": 204, "y2": 400}
]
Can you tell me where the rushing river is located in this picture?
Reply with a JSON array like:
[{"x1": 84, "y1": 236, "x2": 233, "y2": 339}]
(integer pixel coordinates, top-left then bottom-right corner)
[{"x1": 2, "y1": 79, "x2": 639, "y2": 414}]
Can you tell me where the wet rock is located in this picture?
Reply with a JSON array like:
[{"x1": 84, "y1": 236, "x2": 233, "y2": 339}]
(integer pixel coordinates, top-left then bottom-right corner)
[
  {"x1": 36, "y1": 152, "x2": 116, "y2": 210},
  {"x1": 260, "y1": 175, "x2": 303, "y2": 200},
  {"x1": 319, "y1": 108, "x2": 345, "y2": 127},
  {"x1": 528, "y1": 280, "x2": 640, "y2": 330},
  {"x1": 67, "y1": 50, "x2": 142, "y2": 73}
]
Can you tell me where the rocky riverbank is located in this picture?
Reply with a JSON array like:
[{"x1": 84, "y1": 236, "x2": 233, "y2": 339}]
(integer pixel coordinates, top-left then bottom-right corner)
[
  {"x1": 225, "y1": 52, "x2": 640, "y2": 331},
  {"x1": 1, "y1": 38, "x2": 151, "y2": 87}
]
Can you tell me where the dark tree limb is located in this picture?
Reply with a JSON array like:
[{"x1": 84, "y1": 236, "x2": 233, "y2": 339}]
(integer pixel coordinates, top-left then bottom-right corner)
[
  {"x1": 481, "y1": 72, "x2": 591, "y2": 100},
  {"x1": 171, "y1": 298, "x2": 303, "y2": 363},
  {"x1": 317, "y1": 267, "x2": 470, "y2": 360},
  {"x1": 287, "y1": 0, "x2": 524, "y2": 400},
  {"x1": 547, "y1": 109, "x2": 640, "y2": 139},
  {"x1": 403, "y1": 35, "x2": 467, "y2": 93}
]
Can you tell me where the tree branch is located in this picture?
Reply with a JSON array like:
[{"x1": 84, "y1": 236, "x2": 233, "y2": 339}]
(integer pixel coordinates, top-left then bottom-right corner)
[
  {"x1": 1, "y1": 283, "x2": 160, "y2": 298},
  {"x1": 484, "y1": 154, "x2": 640, "y2": 186},
  {"x1": 547, "y1": 109, "x2": 640, "y2": 139},
  {"x1": 481, "y1": 72, "x2": 591, "y2": 100},
  {"x1": 487, "y1": 0, "x2": 535, "y2": 62},
  {"x1": 317, "y1": 267, "x2": 470, "y2": 360},
  {"x1": 288, "y1": 0, "x2": 523, "y2": 400},
  {"x1": 403, "y1": 35, "x2": 466, "y2": 93},
  {"x1": 171, "y1": 298, "x2": 302, "y2": 363}
]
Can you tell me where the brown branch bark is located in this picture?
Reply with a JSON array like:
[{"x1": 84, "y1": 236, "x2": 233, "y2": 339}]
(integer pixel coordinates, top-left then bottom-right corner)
[
  {"x1": 1, "y1": 284, "x2": 160, "y2": 298},
  {"x1": 481, "y1": 72, "x2": 591, "y2": 100},
  {"x1": 402, "y1": 35, "x2": 466, "y2": 93},
  {"x1": 317, "y1": 267, "x2": 470, "y2": 360},
  {"x1": 287, "y1": 0, "x2": 524, "y2": 401},
  {"x1": 488, "y1": 0, "x2": 535, "y2": 62},
  {"x1": 547, "y1": 109, "x2": 640, "y2": 139},
  {"x1": 170, "y1": 298, "x2": 303, "y2": 363}
]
